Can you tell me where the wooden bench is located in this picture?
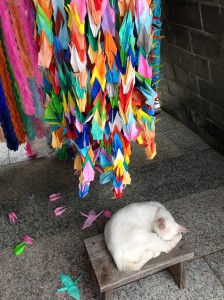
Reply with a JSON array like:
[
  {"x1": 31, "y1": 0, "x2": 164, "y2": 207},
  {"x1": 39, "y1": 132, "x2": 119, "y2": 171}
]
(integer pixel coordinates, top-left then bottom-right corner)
[{"x1": 84, "y1": 234, "x2": 194, "y2": 300}]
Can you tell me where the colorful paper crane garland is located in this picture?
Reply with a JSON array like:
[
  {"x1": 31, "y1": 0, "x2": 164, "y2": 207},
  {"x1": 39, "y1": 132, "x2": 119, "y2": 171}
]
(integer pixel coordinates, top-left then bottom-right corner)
[
  {"x1": 35, "y1": 0, "x2": 162, "y2": 199},
  {"x1": 0, "y1": 1, "x2": 163, "y2": 199},
  {"x1": 0, "y1": 0, "x2": 46, "y2": 151}
]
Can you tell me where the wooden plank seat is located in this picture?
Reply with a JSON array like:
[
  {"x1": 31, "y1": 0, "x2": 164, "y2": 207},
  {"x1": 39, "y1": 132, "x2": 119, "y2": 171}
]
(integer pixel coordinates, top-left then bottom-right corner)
[{"x1": 84, "y1": 234, "x2": 194, "y2": 300}]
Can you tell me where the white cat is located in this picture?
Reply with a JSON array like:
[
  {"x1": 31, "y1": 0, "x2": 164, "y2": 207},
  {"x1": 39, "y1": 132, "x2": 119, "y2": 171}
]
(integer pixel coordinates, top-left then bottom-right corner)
[
  {"x1": 28, "y1": 136, "x2": 53, "y2": 158},
  {"x1": 104, "y1": 202, "x2": 187, "y2": 271}
]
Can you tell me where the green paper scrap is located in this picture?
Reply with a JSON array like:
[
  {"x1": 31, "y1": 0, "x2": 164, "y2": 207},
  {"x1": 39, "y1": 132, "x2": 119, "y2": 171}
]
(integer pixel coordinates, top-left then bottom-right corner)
[
  {"x1": 13, "y1": 242, "x2": 27, "y2": 256},
  {"x1": 56, "y1": 273, "x2": 82, "y2": 300},
  {"x1": 57, "y1": 145, "x2": 69, "y2": 160}
]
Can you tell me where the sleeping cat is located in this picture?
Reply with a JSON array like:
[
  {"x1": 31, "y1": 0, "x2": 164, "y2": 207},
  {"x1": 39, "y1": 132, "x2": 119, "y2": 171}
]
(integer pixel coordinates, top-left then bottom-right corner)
[{"x1": 104, "y1": 202, "x2": 187, "y2": 271}]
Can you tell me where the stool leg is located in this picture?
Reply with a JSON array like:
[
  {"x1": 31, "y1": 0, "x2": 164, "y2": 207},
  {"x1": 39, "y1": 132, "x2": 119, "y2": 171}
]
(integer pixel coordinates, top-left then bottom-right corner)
[
  {"x1": 99, "y1": 290, "x2": 113, "y2": 300},
  {"x1": 168, "y1": 261, "x2": 187, "y2": 289}
]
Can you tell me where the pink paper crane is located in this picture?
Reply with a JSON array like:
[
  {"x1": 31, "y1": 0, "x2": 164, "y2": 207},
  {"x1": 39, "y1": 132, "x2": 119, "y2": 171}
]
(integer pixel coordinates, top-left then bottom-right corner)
[
  {"x1": 8, "y1": 212, "x2": 18, "y2": 224},
  {"x1": 24, "y1": 142, "x2": 37, "y2": 158},
  {"x1": 54, "y1": 206, "x2": 66, "y2": 216},
  {"x1": 23, "y1": 235, "x2": 34, "y2": 245},
  {"x1": 103, "y1": 210, "x2": 112, "y2": 219},
  {"x1": 49, "y1": 193, "x2": 61, "y2": 202},
  {"x1": 80, "y1": 210, "x2": 103, "y2": 229}
]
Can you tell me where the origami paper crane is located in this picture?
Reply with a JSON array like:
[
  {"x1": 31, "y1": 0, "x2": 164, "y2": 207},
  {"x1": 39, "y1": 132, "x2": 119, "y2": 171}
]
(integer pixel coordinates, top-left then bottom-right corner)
[
  {"x1": 56, "y1": 273, "x2": 82, "y2": 300},
  {"x1": 54, "y1": 206, "x2": 66, "y2": 216},
  {"x1": 8, "y1": 212, "x2": 18, "y2": 224},
  {"x1": 13, "y1": 235, "x2": 34, "y2": 256},
  {"x1": 49, "y1": 193, "x2": 61, "y2": 201},
  {"x1": 23, "y1": 235, "x2": 34, "y2": 245},
  {"x1": 78, "y1": 183, "x2": 90, "y2": 198},
  {"x1": 35, "y1": 0, "x2": 160, "y2": 200},
  {"x1": 13, "y1": 242, "x2": 27, "y2": 256},
  {"x1": 80, "y1": 209, "x2": 103, "y2": 229},
  {"x1": 103, "y1": 210, "x2": 112, "y2": 219}
]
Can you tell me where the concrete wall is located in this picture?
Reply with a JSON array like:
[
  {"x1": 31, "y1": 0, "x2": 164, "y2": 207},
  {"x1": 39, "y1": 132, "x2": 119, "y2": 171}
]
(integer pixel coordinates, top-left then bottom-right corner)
[
  {"x1": 0, "y1": 143, "x2": 28, "y2": 166},
  {"x1": 160, "y1": 0, "x2": 224, "y2": 153}
]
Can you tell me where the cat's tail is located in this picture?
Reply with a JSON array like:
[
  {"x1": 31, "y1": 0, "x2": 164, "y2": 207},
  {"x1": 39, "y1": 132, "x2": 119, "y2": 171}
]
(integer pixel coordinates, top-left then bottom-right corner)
[
  {"x1": 113, "y1": 252, "x2": 142, "y2": 271},
  {"x1": 115, "y1": 260, "x2": 124, "y2": 272}
]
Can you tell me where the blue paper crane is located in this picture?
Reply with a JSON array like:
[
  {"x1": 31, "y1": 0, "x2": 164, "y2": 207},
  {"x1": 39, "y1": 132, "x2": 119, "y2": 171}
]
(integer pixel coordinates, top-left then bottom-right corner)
[{"x1": 56, "y1": 273, "x2": 82, "y2": 300}]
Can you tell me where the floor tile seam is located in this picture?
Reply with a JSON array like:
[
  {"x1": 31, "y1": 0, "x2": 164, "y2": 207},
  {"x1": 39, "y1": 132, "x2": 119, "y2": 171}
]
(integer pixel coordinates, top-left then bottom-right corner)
[
  {"x1": 202, "y1": 256, "x2": 224, "y2": 287},
  {"x1": 0, "y1": 140, "x2": 213, "y2": 172},
  {"x1": 0, "y1": 225, "x2": 100, "y2": 254},
  {"x1": 81, "y1": 256, "x2": 223, "y2": 300},
  {"x1": 162, "y1": 185, "x2": 224, "y2": 205},
  {"x1": 1, "y1": 235, "x2": 223, "y2": 260},
  {"x1": 129, "y1": 152, "x2": 187, "y2": 167}
]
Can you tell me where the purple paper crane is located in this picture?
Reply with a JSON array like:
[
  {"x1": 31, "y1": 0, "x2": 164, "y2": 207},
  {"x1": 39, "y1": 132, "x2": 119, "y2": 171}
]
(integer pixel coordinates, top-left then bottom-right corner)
[
  {"x1": 54, "y1": 206, "x2": 66, "y2": 216},
  {"x1": 80, "y1": 210, "x2": 103, "y2": 229},
  {"x1": 8, "y1": 212, "x2": 18, "y2": 224}
]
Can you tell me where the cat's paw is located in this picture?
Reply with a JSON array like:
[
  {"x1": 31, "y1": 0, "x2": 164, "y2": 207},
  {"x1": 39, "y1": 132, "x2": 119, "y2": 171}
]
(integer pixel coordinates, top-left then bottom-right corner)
[{"x1": 164, "y1": 234, "x2": 182, "y2": 253}]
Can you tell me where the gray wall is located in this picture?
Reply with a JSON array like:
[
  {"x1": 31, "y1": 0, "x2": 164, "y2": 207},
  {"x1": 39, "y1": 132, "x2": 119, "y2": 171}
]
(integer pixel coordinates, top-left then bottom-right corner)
[{"x1": 160, "y1": 0, "x2": 224, "y2": 153}]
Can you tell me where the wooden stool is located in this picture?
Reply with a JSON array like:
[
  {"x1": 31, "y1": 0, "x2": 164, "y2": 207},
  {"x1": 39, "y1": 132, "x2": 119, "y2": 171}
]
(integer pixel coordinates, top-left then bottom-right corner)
[{"x1": 84, "y1": 234, "x2": 194, "y2": 300}]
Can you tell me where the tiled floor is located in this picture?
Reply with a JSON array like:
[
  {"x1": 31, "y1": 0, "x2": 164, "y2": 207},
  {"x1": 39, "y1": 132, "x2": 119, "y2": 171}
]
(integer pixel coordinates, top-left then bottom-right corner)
[{"x1": 0, "y1": 111, "x2": 224, "y2": 299}]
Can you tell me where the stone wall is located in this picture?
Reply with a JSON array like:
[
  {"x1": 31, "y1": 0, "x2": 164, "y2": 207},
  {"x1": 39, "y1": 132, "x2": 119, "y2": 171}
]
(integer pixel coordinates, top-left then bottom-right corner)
[{"x1": 160, "y1": 0, "x2": 224, "y2": 153}]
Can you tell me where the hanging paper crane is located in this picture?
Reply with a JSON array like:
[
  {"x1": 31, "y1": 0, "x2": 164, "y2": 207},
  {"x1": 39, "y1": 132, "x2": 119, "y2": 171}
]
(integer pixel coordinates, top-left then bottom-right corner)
[{"x1": 36, "y1": 0, "x2": 162, "y2": 199}]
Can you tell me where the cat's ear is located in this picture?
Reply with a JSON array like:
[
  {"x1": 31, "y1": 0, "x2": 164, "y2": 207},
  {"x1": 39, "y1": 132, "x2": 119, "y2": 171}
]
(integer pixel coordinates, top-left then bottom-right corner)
[
  {"x1": 178, "y1": 225, "x2": 188, "y2": 233},
  {"x1": 157, "y1": 217, "x2": 166, "y2": 231}
]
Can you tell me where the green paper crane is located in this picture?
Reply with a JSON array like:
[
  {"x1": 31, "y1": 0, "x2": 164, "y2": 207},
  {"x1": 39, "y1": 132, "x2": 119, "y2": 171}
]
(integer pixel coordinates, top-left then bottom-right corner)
[
  {"x1": 13, "y1": 242, "x2": 27, "y2": 256},
  {"x1": 56, "y1": 273, "x2": 82, "y2": 300}
]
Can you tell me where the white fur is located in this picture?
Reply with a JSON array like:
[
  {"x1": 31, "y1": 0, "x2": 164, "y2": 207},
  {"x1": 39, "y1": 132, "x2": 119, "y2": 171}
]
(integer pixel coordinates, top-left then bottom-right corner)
[
  {"x1": 29, "y1": 136, "x2": 53, "y2": 158},
  {"x1": 104, "y1": 202, "x2": 186, "y2": 271}
]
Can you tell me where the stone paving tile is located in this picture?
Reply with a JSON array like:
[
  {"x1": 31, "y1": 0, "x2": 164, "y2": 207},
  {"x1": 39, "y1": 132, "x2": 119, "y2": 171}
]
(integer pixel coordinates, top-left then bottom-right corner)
[
  {"x1": 1, "y1": 235, "x2": 224, "y2": 300},
  {"x1": 92, "y1": 188, "x2": 224, "y2": 259},
  {"x1": 0, "y1": 156, "x2": 77, "y2": 201},
  {"x1": 130, "y1": 132, "x2": 184, "y2": 168},
  {"x1": 0, "y1": 229, "x2": 97, "y2": 300},
  {"x1": 0, "y1": 190, "x2": 101, "y2": 249},
  {"x1": 1, "y1": 148, "x2": 224, "y2": 250},
  {"x1": 0, "y1": 110, "x2": 224, "y2": 300},
  {"x1": 128, "y1": 148, "x2": 224, "y2": 203},
  {"x1": 204, "y1": 250, "x2": 224, "y2": 285},
  {"x1": 0, "y1": 112, "x2": 211, "y2": 203},
  {"x1": 89, "y1": 258, "x2": 224, "y2": 300},
  {"x1": 156, "y1": 111, "x2": 211, "y2": 152},
  {"x1": 112, "y1": 258, "x2": 224, "y2": 300},
  {"x1": 165, "y1": 188, "x2": 224, "y2": 259},
  {"x1": 80, "y1": 148, "x2": 224, "y2": 207},
  {"x1": 0, "y1": 193, "x2": 59, "y2": 249}
]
